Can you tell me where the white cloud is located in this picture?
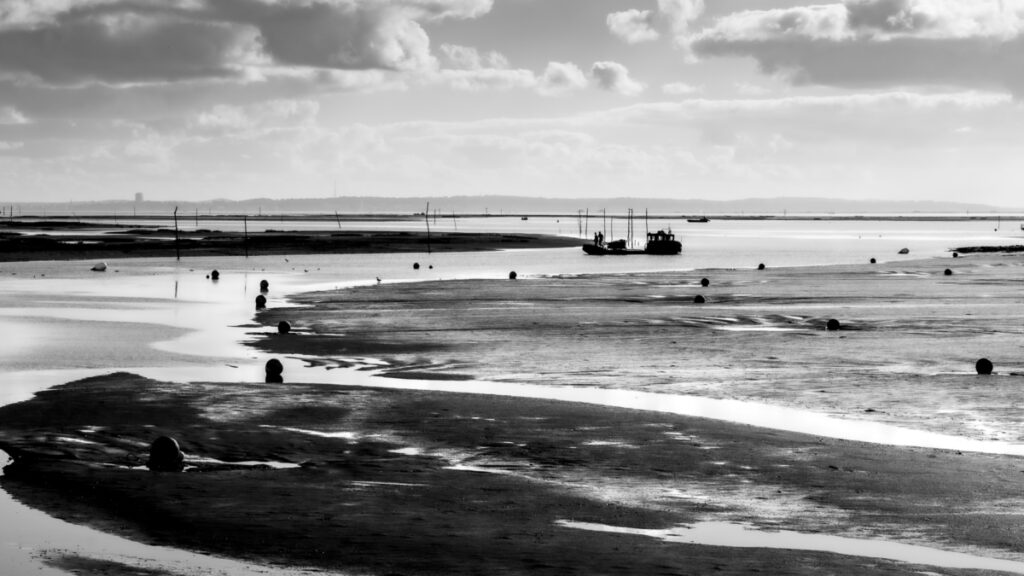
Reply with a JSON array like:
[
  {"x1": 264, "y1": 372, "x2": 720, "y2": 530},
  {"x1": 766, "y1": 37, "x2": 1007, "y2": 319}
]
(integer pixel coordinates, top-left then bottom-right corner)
[
  {"x1": 0, "y1": 105, "x2": 29, "y2": 124},
  {"x1": 607, "y1": 9, "x2": 660, "y2": 44},
  {"x1": 538, "y1": 61, "x2": 588, "y2": 95},
  {"x1": 0, "y1": 141, "x2": 24, "y2": 151},
  {"x1": 439, "y1": 68, "x2": 537, "y2": 91},
  {"x1": 658, "y1": 0, "x2": 705, "y2": 43},
  {"x1": 439, "y1": 44, "x2": 509, "y2": 70},
  {"x1": 690, "y1": 0, "x2": 1024, "y2": 95},
  {"x1": 193, "y1": 99, "x2": 320, "y2": 134},
  {"x1": 662, "y1": 82, "x2": 702, "y2": 95},
  {"x1": 0, "y1": 0, "x2": 497, "y2": 86},
  {"x1": 591, "y1": 61, "x2": 645, "y2": 96}
]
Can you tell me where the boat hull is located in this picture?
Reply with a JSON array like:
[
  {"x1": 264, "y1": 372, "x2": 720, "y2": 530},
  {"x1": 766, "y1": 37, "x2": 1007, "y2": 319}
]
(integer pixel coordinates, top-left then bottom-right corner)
[{"x1": 582, "y1": 241, "x2": 681, "y2": 256}]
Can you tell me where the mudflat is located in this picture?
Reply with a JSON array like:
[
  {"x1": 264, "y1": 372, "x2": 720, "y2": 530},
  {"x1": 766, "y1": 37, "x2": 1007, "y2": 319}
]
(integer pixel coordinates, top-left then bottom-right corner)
[
  {"x1": 3, "y1": 252, "x2": 1024, "y2": 574},
  {"x1": 0, "y1": 221, "x2": 580, "y2": 262}
]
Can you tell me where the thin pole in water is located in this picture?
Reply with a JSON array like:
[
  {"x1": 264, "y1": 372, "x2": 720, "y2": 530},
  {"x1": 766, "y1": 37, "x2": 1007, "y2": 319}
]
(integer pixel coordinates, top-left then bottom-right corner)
[
  {"x1": 334, "y1": 210, "x2": 342, "y2": 229},
  {"x1": 173, "y1": 206, "x2": 180, "y2": 261},
  {"x1": 425, "y1": 202, "x2": 432, "y2": 254},
  {"x1": 243, "y1": 216, "x2": 249, "y2": 258}
]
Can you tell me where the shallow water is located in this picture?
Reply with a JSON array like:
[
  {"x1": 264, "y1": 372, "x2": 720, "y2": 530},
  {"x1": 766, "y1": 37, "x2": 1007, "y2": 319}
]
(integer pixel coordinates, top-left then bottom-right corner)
[{"x1": 558, "y1": 520, "x2": 1024, "y2": 573}]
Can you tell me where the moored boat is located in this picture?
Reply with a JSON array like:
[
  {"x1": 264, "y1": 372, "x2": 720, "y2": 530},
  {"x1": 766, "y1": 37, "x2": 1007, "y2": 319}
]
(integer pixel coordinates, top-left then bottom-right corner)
[{"x1": 583, "y1": 230, "x2": 681, "y2": 256}]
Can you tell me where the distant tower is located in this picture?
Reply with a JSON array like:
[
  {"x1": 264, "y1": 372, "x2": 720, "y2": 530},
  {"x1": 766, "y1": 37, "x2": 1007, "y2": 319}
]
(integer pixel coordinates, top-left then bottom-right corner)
[{"x1": 135, "y1": 192, "x2": 144, "y2": 202}]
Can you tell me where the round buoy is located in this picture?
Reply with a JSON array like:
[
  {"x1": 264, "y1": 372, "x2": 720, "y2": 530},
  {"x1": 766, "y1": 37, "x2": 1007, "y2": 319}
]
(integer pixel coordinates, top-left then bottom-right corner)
[
  {"x1": 757, "y1": 263, "x2": 765, "y2": 270},
  {"x1": 211, "y1": 270, "x2": 220, "y2": 280},
  {"x1": 944, "y1": 269, "x2": 953, "y2": 276},
  {"x1": 509, "y1": 271, "x2": 518, "y2": 280},
  {"x1": 255, "y1": 294, "x2": 267, "y2": 310},
  {"x1": 870, "y1": 258, "x2": 876, "y2": 264},
  {"x1": 429, "y1": 265, "x2": 433, "y2": 269},
  {"x1": 413, "y1": 262, "x2": 420, "y2": 270},
  {"x1": 826, "y1": 318, "x2": 841, "y2": 331},
  {"x1": 693, "y1": 294, "x2": 706, "y2": 304},
  {"x1": 265, "y1": 358, "x2": 284, "y2": 383},
  {"x1": 278, "y1": 321, "x2": 291, "y2": 334},
  {"x1": 700, "y1": 278, "x2": 710, "y2": 287},
  {"x1": 976, "y1": 358, "x2": 993, "y2": 375},
  {"x1": 147, "y1": 436, "x2": 185, "y2": 472},
  {"x1": 952, "y1": 252, "x2": 959, "y2": 258},
  {"x1": 260, "y1": 279, "x2": 269, "y2": 292},
  {"x1": 898, "y1": 248, "x2": 910, "y2": 255}
]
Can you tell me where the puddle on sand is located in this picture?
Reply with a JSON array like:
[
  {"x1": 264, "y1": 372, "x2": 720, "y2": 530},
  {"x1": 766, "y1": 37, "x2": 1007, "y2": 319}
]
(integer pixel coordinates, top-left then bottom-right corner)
[{"x1": 557, "y1": 520, "x2": 1024, "y2": 574}]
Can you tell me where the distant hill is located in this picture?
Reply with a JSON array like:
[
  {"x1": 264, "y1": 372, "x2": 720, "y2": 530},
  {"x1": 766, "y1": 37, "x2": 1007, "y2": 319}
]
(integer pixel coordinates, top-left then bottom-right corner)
[{"x1": 3, "y1": 195, "x2": 1016, "y2": 217}]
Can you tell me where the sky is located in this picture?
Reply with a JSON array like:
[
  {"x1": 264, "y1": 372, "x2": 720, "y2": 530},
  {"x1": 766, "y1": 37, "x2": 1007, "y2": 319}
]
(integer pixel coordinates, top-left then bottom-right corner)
[{"x1": 1, "y1": 0, "x2": 1023, "y2": 205}]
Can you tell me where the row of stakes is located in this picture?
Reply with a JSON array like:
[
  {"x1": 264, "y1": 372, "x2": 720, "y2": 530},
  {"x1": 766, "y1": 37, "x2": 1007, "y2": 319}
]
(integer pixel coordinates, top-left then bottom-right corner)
[{"x1": 149, "y1": 253, "x2": 973, "y2": 471}]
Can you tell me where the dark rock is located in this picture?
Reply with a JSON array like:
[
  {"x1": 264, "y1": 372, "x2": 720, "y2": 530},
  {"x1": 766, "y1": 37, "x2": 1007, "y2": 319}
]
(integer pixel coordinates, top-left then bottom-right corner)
[
  {"x1": 278, "y1": 321, "x2": 291, "y2": 334},
  {"x1": 976, "y1": 358, "x2": 993, "y2": 375},
  {"x1": 757, "y1": 263, "x2": 765, "y2": 270},
  {"x1": 870, "y1": 258, "x2": 876, "y2": 264},
  {"x1": 266, "y1": 358, "x2": 284, "y2": 383},
  {"x1": 147, "y1": 436, "x2": 185, "y2": 472},
  {"x1": 210, "y1": 270, "x2": 220, "y2": 280},
  {"x1": 260, "y1": 279, "x2": 269, "y2": 292},
  {"x1": 898, "y1": 248, "x2": 910, "y2": 255},
  {"x1": 509, "y1": 271, "x2": 517, "y2": 280},
  {"x1": 255, "y1": 294, "x2": 267, "y2": 310},
  {"x1": 944, "y1": 269, "x2": 953, "y2": 276},
  {"x1": 826, "y1": 318, "x2": 841, "y2": 331},
  {"x1": 693, "y1": 294, "x2": 706, "y2": 304},
  {"x1": 700, "y1": 278, "x2": 710, "y2": 287},
  {"x1": 952, "y1": 252, "x2": 959, "y2": 258}
]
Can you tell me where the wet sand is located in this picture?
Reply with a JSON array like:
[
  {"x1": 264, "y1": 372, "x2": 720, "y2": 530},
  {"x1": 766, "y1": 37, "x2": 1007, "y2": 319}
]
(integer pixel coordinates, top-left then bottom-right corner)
[{"x1": 4, "y1": 252, "x2": 1024, "y2": 574}]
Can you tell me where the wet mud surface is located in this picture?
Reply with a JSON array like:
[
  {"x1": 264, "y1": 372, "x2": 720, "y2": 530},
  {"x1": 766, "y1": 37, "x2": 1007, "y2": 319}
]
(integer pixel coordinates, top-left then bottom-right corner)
[{"x1": 2, "y1": 372, "x2": 1024, "y2": 575}]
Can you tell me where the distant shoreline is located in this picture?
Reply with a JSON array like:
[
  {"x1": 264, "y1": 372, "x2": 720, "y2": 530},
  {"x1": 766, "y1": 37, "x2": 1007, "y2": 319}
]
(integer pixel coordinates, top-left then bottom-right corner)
[{"x1": 4, "y1": 213, "x2": 1024, "y2": 222}]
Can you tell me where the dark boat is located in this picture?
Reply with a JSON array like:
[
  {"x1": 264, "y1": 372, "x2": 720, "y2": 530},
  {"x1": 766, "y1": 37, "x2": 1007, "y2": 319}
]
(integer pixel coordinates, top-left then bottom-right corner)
[
  {"x1": 583, "y1": 230, "x2": 681, "y2": 255},
  {"x1": 687, "y1": 216, "x2": 709, "y2": 223}
]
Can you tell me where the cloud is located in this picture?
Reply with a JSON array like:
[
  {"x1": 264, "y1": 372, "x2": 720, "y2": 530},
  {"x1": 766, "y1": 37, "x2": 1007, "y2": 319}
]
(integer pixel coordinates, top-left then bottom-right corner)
[
  {"x1": 658, "y1": 0, "x2": 705, "y2": 44},
  {"x1": 0, "y1": 0, "x2": 496, "y2": 86},
  {"x1": 0, "y1": 105, "x2": 29, "y2": 124},
  {"x1": 538, "y1": 61, "x2": 588, "y2": 95},
  {"x1": 661, "y1": 82, "x2": 702, "y2": 95},
  {"x1": 192, "y1": 99, "x2": 320, "y2": 134},
  {"x1": 591, "y1": 61, "x2": 645, "y2": 96},
  {"x1": 439, "y1": 43, "x2": 509, "y2": 70},
  {"x1": 690, "y1": 0, "x2": 1024, "y2": 95},
  {"x1": 607, "y1": 9, "x2": 659, "y2": 44}
]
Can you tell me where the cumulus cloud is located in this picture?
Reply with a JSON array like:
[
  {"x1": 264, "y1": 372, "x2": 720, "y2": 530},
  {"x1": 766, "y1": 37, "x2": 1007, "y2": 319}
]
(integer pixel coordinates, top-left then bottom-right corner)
[
  {"x1": 690, "y1": 0, "x2": 1024, "y2": 95},
  {"x1": 538, "y1": 61, "x2": 588, "y2": 95},
  {"x1": 439, "y1": 43, "x2": 509, "y2": 70},
  {"x1": 658, "y1": 0, "x2": 705, "y2": 42},
  {"x1": 591, "y1": 61, "x2": 645, "y2": 96},
  {"x1": 193, "y1": 99, "x2": 320, "y2": 134},
  {"x1": 0, "y1": 0, "x2": 496, "y2": 86},
  {"x1": 607, "y1": 9, "x2": 659, "y2": 43}
]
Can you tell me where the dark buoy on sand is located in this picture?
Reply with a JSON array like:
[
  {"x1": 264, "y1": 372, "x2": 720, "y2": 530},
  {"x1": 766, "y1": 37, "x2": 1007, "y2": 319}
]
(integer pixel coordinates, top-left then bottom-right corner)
[
  {"x1": 693, "y1": 294, "x2": 706, "y2": 304},
  {"x1": 898, "y1": 248, "x2": 910, "y2": 255},
  {"x1": 509, "y1": 271, "x2": 517, "y2": 280},
  {"x1": 953, "y1": 252, "x2": 959, "y2": 258},
  {"x1": 278, "y1": 321, "x2": 291, "y2": 334},
  {"x1": 413, "y1": 262, "x2": 420, "y2": 270},
  {"x1": 266, "y1": 358, "x2": 284, "y2": 383},
  {"x1": 700, "y1": 278, "x2": 710, "y2": 287},
  {"x1": 260, "y1": 279, "x2": 269, "y2": 292},
  {"x1": 211, "y1": 270, "x2": 220, "y2": 280},
  {"x1": 944, "y1": 268, "x2": 953, "y2": 276},
  {"x1": 976, "y1": 358, "x2": 993, "y2": 375},
  {"x1": 147, "y1": 436, "x2": 185, "y2": 472},
  {"x1": 757, "y1": 263, "x2": 765, "y2": 270},
  {"x1": 870, "y1": 258, "x2": 876, "y2": 264},
  {"x1": 255, "y1": 294, "x2": 267, "y2": 310},
  {"x1": 826, "y1": 318, "x2": 841, "y2": 331}
]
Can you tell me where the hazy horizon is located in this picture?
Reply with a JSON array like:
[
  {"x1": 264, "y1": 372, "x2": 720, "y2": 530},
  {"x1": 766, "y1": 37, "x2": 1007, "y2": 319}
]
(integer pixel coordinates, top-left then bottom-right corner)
[{"x1": 1, "y1": 1, "x2": 1023, "y2": 205}]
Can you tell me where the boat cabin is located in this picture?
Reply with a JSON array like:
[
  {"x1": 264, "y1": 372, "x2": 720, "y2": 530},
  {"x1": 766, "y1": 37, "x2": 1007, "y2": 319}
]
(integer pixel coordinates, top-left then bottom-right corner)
[{"x1": 647, "y1": 230, "x2": 675, "y2": 243}]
